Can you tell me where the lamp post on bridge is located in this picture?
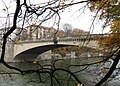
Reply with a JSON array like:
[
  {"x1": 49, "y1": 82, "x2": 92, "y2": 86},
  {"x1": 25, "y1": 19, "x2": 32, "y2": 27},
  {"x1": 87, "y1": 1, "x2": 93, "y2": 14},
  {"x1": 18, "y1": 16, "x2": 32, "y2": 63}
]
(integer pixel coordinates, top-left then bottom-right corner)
[{"x1": 53, "y1": 36, "x2": 58, "y2": 45}]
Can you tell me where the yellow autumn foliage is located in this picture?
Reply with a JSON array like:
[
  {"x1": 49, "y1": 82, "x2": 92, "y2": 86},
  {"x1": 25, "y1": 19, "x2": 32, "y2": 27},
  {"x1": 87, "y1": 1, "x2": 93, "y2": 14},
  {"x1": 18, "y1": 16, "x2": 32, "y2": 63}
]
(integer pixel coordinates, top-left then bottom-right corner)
[
  {"x1": 77, "y1": 83, "x2": 83, "y2": 86},
  {"x1": 15, "y1": 40, "x2": 21, "y2": 44},
  {"x1": 89, "y1": 0, "x2": 120, "y2": 52},
  {"x1": 110, "y1": 21, "x2": 120, "y2": 31}
]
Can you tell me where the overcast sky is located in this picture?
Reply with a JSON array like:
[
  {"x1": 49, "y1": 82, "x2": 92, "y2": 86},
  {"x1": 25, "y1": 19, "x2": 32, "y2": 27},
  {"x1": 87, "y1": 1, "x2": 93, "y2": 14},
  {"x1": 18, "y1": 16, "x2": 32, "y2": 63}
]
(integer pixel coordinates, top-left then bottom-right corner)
[{"x1": 0, "y1": 0, "x2": 110, "y2": 34}]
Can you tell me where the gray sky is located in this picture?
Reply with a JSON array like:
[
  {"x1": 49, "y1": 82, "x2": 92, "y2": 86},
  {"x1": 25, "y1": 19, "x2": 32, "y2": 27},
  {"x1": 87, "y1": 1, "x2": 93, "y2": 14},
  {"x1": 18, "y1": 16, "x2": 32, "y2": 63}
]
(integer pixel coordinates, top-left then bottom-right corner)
[{"x1": 0, "y1": 0, "x2": 110, "y2": 34}]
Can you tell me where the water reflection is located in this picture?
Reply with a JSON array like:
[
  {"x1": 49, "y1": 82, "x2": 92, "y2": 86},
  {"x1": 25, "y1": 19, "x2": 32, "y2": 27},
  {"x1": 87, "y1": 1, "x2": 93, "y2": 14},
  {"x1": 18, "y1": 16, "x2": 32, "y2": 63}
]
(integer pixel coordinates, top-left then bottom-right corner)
[{"x1": 0, "y1": 57, "x2": 119, "y2": 86}]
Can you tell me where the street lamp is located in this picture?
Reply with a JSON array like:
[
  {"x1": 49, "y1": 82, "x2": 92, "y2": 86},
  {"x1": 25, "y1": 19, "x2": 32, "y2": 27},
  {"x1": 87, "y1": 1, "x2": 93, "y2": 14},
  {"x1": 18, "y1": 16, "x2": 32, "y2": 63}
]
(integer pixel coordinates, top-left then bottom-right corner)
[{"x1": 53, "y1": 36, "x2": 58, "y2": 45}]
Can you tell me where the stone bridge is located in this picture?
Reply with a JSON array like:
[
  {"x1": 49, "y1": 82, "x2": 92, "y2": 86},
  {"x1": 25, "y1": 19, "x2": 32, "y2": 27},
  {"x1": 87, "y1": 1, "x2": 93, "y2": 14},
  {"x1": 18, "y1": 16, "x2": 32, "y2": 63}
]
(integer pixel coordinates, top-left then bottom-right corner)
[{"x1": 13, "y1": 36, "x2": 99, "y2": 61}]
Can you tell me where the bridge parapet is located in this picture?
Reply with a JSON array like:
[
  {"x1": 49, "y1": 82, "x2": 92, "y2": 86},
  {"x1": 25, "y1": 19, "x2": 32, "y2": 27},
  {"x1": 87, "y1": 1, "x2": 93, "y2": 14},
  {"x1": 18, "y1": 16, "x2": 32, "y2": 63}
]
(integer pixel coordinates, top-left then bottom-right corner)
[
  {"x1": 16, "y1": 34, "x2": 108, "y2": 44},
  {"x1": 19, "y1": 36, "x2": 97, "y2": 44}
]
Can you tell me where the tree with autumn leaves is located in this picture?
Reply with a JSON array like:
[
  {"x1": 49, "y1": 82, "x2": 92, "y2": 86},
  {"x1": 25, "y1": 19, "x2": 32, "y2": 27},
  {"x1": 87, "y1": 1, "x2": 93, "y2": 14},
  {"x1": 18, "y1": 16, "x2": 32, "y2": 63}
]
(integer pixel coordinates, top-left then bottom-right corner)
[
  {"x1": 88, "y1": 0, "x2": 120, "y2": 85},
  {"x1": 88, "y1": 0, "x2": 120, "y2": 50}
]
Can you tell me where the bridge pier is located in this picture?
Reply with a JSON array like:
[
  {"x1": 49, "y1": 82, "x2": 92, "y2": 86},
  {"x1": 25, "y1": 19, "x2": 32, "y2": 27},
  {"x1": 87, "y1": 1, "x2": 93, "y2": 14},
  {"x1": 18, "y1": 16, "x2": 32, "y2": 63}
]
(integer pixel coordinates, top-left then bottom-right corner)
[{"x1": 4, "y1": 43, "x2": 14, "y2": 62}]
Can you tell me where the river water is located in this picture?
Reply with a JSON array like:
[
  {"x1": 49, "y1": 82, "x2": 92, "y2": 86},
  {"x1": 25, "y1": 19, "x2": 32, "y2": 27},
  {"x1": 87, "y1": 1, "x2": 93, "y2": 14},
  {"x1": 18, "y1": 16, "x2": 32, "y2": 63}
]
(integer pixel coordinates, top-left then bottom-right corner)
[{"x1": 0, "y1": 57, "x2": 120, "y2": 86}]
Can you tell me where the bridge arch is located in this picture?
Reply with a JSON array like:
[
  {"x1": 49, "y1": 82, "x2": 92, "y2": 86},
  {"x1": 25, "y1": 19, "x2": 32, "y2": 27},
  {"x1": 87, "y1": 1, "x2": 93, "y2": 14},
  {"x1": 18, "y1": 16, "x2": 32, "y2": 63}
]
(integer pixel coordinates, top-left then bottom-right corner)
[{"x1": 14, "y1": 44, "x2": 73, "y2": 61}]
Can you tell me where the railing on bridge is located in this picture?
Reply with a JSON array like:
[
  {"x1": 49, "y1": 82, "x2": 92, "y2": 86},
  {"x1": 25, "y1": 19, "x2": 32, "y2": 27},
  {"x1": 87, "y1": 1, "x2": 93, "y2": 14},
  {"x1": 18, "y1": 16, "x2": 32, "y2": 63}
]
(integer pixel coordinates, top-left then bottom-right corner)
[
  {"x1": 18, "y1": 34, "x2": 101, "y2": 43},
  {"x1": 14, "y1": 34, "x2": 109, "y2": 44}
]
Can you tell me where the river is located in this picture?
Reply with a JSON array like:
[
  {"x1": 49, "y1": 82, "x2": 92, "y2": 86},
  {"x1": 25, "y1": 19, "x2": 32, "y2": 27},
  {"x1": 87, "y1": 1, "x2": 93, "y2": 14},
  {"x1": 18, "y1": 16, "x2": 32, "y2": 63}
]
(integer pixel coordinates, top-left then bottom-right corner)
[{"x1": 0, "y1": 57, "x2": 120, "y2": 86}]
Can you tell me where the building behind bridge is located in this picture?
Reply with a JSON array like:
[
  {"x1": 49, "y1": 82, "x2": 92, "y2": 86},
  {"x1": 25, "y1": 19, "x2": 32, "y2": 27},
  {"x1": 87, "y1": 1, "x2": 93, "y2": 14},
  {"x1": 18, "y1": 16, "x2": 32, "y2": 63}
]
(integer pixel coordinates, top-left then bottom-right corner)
[{"x1": 15, "y1": 24, "x2": 89, "y2": 41}]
